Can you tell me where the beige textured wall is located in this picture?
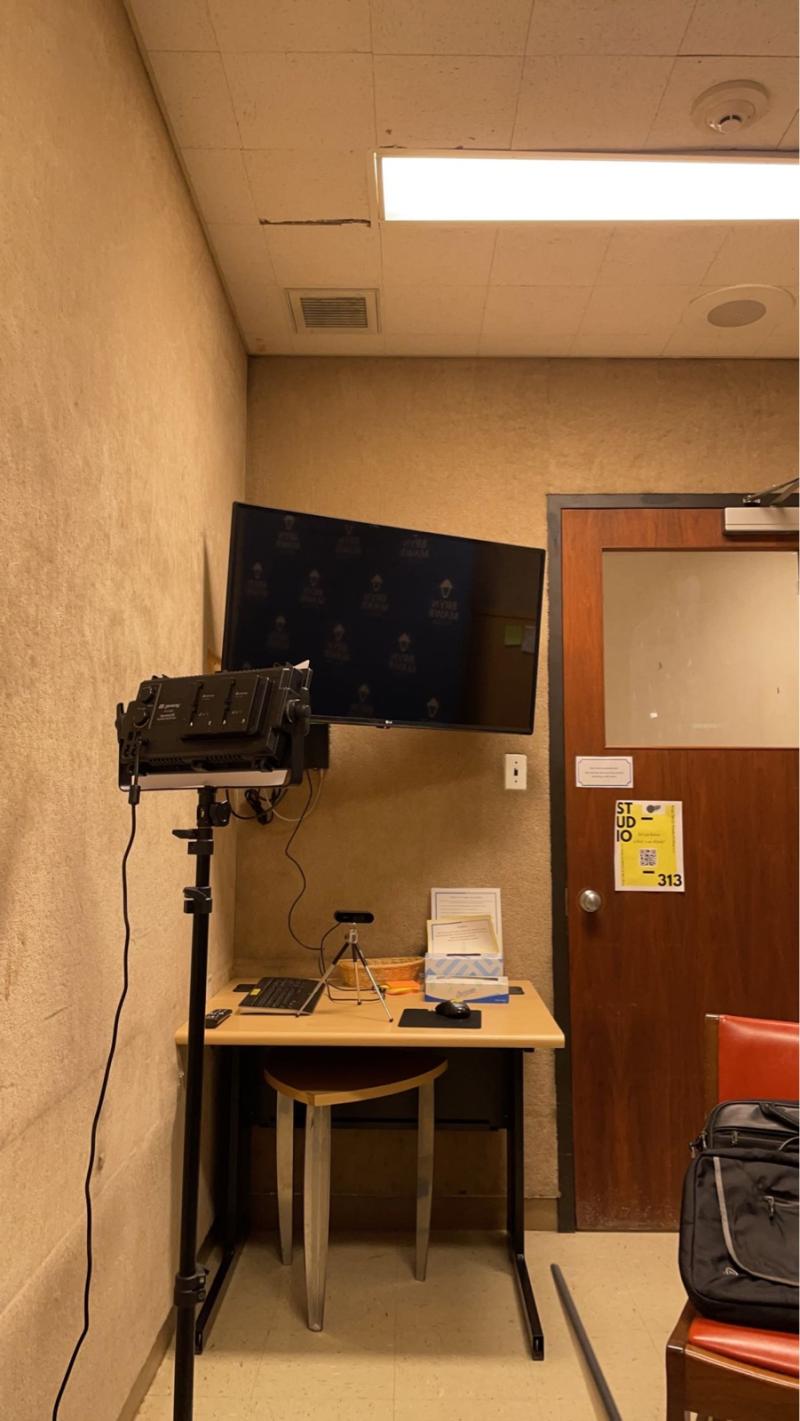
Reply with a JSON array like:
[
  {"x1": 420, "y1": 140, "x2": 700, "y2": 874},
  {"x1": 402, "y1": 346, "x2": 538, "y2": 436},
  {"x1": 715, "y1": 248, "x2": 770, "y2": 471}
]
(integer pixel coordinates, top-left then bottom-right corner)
[
  {"x1": 0, "y1": 2, "x2": 246, "y2": 1417},
  {"x1": 241, "y1": 355, "x2": 797, "y2": 1206}
]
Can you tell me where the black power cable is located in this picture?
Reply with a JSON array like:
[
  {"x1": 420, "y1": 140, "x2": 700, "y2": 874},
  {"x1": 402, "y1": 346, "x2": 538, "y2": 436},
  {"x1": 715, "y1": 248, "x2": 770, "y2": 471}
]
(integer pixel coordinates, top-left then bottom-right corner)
[
  {"x1": 52, "y1": 781, "x2": 139, "y2": 1419},
  {"x1": 226, "y1": 785, "x2": 288, "y2": 823},
  {"x1": 317, "y1": 920, "x2": 340, "y2": 980},
  {"x1": 284, "y1": 772, "x2": 321, "y2": 958},
  {"x1": 227, "y1": 798, "x2": 263, "y2": 822}
]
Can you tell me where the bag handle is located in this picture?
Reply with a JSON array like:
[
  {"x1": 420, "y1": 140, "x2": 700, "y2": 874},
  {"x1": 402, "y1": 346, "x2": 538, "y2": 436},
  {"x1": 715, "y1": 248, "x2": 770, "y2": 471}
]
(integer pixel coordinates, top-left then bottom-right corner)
[{"x1": 763, "y1": 1102, "x2": 800, "y2": 1129}]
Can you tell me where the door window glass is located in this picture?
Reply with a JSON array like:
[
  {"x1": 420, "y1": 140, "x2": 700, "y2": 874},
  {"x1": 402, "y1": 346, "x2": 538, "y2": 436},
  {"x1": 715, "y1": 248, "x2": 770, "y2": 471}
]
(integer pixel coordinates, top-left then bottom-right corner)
[{"x1": 603, "y1": 550, "x2": 799, "y2": 747}]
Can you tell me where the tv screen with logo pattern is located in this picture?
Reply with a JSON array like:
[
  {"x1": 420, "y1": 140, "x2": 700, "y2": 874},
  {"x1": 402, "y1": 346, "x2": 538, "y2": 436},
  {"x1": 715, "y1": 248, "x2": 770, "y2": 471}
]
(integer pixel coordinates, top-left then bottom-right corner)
[{"x1": 221, "y1": 503, "x2": 545, "y2": 734}]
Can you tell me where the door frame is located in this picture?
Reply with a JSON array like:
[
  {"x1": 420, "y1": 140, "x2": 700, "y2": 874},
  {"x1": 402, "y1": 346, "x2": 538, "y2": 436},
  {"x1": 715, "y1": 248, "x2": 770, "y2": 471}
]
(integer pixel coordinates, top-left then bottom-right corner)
[{"x1": 546, "y1": 491, "x2": 799, "y2": 1230}]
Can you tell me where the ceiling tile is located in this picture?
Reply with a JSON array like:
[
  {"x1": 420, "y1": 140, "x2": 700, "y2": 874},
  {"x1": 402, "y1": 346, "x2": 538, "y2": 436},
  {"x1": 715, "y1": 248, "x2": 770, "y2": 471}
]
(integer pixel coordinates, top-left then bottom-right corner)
[
  {"x1": 230, "y1": 283, "x2": 291, "y2": 340},
  {"x1": 578, "y1": 285, "x2": 696, "y2": 336},
  {"x1": 207, "y1": 0, "x2": 371, "y2": 53},
  {"x1": 206, "y1": 220, "x2": 274, "y2": 280},
  {"x1": 645, "y1": 57, "x2": 799, "y2": 148},
  {"x1": 181, "y1": 148, "x2": 257, "y2": 223},
  {"x1": 680, "y1": 0, "x2": 798, "y2": 57},
  {"x1": 205, "y1": 222, "x2": 280, "y2": 327},
  {"x1": 478, "y1": 332, "x2": 575, "y2": 354},
  {"x1": 662, "y1": 319, "x2": 781, "y2": 356},
  {"x1": 527, "y1": 0, "x2": 695, "y2": 55},
  {"x1": 245, "y1": 330, "x2": 387, "y2": 355},
  {"x1": 371, "y1": 0, "x2": 534, "y2": 56},
  {"x1": 491, "y1": 225, "x2": 611, "y2": 285},
  {"x1": 755, "y1": 319, "x2": 800, "y2": 356},
  {"x1": 245, "y1": 332, "x2": 289, "y2": 354},
  {"x1": 374, "y1": 56, "x2": 522, "y2": 147},
  {"x1": 384, "y1": 333, "x2": 481, "y2": 355},
  {"x1": 263, "y1": 224, "x2": 380, "y2": 285},
  {"x1": 482, "y1": 285, "x2": 591, "y2": 337},
  {"x1": 571, "y1": 333, "x2": 670, "y2": 356},
  {"x1": 701, "y1": 222, "x2": 799, "y2": 286},
  {"x1": 148, "y1": 52, "x2": 241, "y2": 148},
  {"x1": 287, "y1": 332, "x2": 387, "y2": 354},
  {"x1": 755, "y1": 286, "x2": 798, "y2": 352},
  {"x1": 513, "y1": 57, "x2": 672, "y2": 148},
  {"x1": 224, "y1": 52, "x2": 375, "y2": 149},
  {"x1": 596, "y1": 224, "x2": 730, "y2": 287},
  {"x1": 779, "y1": 110, "x2": 799, "y2": 147},
  {"x1": 245, "y1": 150, "x2": 371, "y2": 222},
  {"x1": 126, "y1": 0, "x2": 217, "y2": 51},
  {"x1": 381, "y1": 226, "x2": 497, "y2": 285},
  {"x1": 381, "y1": 285, "x2": 488, "y2": 335}
]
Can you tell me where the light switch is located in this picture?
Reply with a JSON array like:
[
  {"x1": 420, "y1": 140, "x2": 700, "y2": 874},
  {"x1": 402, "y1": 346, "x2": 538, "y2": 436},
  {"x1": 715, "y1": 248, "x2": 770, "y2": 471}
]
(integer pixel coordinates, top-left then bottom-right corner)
[{"x1": 504, "y1": 753, "x2": 527, "y2": 790}]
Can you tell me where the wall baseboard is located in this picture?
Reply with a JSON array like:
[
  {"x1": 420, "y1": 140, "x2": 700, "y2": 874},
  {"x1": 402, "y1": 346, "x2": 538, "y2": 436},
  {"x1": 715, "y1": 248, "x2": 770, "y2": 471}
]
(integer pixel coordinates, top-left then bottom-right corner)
[
  {"x1": 118, "y1": 1311, "x2": 173, "y2": 1421},
  {"x1": 116, "y1": 1234, "x2": 226, "y2": 1419}
]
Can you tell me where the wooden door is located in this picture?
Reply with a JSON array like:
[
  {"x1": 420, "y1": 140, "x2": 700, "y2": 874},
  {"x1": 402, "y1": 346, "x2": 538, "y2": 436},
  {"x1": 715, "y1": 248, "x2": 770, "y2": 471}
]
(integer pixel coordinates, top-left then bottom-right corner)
[{"x1": 561, "y1": 507, "x2": 798, "y2": 1229}]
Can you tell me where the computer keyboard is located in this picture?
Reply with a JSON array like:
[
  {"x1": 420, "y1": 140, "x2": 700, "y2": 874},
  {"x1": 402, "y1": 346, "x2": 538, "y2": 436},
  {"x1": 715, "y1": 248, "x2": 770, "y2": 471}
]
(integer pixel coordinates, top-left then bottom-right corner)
[{"x1": 238, "y1": 976, "x2": 323, "y2": 1015}]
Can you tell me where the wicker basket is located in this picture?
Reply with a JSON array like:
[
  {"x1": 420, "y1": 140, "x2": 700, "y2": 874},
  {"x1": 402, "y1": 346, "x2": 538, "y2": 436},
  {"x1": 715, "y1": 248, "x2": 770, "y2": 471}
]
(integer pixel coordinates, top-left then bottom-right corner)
[{"x1": 335, "y1": 954, "x2": 424, "y2": 989}]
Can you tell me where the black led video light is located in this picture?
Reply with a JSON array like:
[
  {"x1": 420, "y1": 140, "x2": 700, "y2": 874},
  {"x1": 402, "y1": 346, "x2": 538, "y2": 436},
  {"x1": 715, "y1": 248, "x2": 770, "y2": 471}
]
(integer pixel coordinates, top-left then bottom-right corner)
[{"x1": 116, "y1": 664, "x2": 311, "y2": 791}]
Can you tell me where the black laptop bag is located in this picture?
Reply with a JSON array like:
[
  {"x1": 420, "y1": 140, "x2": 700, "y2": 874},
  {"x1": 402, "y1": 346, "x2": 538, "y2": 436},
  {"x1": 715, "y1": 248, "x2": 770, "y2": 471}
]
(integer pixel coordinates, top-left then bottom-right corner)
[{"x1": 679, "y1": 1100, "x2": 799, "y2": 1332}]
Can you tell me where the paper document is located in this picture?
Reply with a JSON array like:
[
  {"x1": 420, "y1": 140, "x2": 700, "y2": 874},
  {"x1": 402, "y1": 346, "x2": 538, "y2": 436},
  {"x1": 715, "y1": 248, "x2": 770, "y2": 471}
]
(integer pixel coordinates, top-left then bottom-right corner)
[
  {"x1": 427, "y1": 915, "x2": 500, "y2": 956},
  {"x1": 431, "y1": 888, "x2": 503, "y2": 948}
]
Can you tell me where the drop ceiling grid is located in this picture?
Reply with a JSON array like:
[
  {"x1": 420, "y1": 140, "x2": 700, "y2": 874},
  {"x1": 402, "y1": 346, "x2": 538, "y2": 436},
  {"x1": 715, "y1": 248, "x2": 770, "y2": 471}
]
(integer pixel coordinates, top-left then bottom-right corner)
[{"x1": 126, "y1": 0, "x2": 800, "y2": 358}]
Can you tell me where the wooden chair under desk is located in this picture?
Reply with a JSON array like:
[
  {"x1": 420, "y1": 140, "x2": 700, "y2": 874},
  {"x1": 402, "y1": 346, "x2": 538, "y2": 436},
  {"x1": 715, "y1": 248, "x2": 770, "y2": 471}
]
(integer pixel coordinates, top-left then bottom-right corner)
[
  {"x1": 175, "y1": 978, "x2": 564, "y2": 1359},
  {"x1": 266, "y1": 1048, "x2": 448, "y2": 1330}
]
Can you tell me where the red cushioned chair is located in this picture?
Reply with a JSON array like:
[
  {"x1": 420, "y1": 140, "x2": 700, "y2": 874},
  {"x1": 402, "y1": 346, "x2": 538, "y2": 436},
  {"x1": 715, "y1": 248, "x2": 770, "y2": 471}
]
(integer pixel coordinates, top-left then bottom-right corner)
[{"x1": 666, "y1": 1014, "x2": 799, "y2": 1421}]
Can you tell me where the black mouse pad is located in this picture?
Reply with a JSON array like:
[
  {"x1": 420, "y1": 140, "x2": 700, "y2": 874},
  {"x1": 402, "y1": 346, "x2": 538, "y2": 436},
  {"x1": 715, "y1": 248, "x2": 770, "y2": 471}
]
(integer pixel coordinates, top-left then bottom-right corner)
[{"x1": 398, "y1": 1009, "x2": 482, "y2": 1029}]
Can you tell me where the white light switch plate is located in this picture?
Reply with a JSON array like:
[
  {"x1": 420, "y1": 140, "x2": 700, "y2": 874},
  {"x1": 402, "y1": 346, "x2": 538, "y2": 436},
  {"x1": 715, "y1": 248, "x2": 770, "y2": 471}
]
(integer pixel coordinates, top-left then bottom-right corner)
[{"x1": 504, "y1": 753, "x2": 527, "y2": 790}]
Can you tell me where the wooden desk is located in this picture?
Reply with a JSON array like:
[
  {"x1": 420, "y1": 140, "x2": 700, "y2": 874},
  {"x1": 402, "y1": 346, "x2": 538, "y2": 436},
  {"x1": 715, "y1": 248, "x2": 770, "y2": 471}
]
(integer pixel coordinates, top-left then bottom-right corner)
[
  {"x1": 177, "y1": 978, "x2": 563, "y2": 1360},
  {"x1": 177, "y1": 977, "x2": 563, "y2": 1051}
]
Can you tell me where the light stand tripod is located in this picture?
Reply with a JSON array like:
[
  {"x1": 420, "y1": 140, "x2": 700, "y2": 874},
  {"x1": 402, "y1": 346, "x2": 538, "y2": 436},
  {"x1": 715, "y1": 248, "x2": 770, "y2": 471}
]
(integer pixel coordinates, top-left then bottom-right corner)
[
  {"x1": 296, "y1": 916, "x2": 393, "y2": 1021},
  {"x1": 171, "y1": 786, "x2": 231, "y2": 1421},
  {"x1": 112, "y1": 665, "x2": 312, "y2": 1421}
]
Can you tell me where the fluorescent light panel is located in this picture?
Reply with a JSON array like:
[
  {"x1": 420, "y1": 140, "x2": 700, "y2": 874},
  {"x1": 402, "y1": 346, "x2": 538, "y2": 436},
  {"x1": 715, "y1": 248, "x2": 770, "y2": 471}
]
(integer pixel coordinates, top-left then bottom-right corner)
[{"x1": 380, "y1": 155, "x2": 800, "y2": 222}]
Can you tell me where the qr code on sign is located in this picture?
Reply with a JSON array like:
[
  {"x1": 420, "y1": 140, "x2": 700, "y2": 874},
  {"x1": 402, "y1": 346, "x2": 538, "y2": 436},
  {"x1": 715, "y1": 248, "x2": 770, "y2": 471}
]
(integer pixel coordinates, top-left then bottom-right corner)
[{"x1": 639, "y1": 849, "x2": 657, "y2": 867}]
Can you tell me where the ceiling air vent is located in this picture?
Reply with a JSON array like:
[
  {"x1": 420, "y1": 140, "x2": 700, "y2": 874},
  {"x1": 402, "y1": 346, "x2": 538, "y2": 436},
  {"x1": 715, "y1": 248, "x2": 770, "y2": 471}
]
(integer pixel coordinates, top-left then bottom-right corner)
[{"x1": 288, "y1": 288, "x2": 380, "y2": 334}]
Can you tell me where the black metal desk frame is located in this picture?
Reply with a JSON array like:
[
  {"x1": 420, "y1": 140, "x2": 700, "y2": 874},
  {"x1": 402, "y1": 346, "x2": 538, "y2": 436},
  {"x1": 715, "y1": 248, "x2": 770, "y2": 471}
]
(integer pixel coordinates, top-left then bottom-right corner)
[{"x1": 195, "y1": 1044, "x2": 544, "y2": 1361}]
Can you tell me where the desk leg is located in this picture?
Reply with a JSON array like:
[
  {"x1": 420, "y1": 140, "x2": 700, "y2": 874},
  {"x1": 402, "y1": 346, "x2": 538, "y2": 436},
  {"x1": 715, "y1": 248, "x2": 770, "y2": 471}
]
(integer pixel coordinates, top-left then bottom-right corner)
[
  {"x1": 507, "y1": 1049, "x2": 545, "y2": 1361},
  {"x1": 195, "y1": 1047, "x2": 247, "y2": 1353}
]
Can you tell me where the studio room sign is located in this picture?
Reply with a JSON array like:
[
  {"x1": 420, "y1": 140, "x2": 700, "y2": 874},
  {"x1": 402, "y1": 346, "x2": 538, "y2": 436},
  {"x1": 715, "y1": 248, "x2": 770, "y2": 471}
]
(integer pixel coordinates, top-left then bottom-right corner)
[{"x1": 614, "y1": 800, "x2": 685, "y2": 892}]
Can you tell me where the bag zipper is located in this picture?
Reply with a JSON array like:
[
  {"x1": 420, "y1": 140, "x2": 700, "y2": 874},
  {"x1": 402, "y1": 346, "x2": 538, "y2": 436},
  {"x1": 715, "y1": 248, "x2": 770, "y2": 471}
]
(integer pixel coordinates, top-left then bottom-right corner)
[{"x1": 765, "y1": 1194, "x2": 800, "y2": 1220}]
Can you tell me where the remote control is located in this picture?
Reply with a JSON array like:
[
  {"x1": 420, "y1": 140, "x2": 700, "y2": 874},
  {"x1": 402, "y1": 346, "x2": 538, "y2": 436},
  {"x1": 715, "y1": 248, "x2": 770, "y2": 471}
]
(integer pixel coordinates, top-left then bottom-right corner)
[{"x1": 204, "y1": 1008, "x2": 232, "y2": 1029}]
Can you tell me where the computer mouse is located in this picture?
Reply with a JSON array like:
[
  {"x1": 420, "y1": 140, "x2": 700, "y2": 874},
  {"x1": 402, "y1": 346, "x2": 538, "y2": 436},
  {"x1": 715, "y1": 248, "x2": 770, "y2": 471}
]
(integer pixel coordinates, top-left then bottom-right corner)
[{"x1": 435, "y1": 999, "x2": 472, "y2": 1019}]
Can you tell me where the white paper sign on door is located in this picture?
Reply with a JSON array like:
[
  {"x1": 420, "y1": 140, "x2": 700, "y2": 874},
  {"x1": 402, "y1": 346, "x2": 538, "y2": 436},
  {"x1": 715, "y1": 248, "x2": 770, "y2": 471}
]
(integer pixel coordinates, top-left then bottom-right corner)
[
  {"x1": 614, "y1": 800, "x2": 684, "y2": 892},
  {"x1": 576, "y1": 756, "x2": 634, "y2": 789}
]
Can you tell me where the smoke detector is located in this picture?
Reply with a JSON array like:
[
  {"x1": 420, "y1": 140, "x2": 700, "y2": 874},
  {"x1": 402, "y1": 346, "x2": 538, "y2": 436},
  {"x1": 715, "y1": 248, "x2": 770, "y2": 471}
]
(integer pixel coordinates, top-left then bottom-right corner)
[{"x1": 691, "y1": 80, "x2": 770, "y2": 136}]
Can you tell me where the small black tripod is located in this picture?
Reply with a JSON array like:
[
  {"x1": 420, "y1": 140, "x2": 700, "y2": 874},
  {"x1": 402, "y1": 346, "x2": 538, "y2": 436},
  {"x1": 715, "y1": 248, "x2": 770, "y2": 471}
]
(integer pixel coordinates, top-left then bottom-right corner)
[
  {"x1": 171, "y1": 786, "x2": 231, "y2": 1421},
  {"x1": 296, "y1": 918, "x2": 393, "y2": 1021}
]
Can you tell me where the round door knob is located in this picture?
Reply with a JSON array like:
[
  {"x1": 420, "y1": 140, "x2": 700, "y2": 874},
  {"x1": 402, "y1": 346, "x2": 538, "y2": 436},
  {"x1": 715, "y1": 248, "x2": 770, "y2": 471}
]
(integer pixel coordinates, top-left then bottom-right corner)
[{"x1": 578, "y1": 888, "x2": 602, "y2": 913}]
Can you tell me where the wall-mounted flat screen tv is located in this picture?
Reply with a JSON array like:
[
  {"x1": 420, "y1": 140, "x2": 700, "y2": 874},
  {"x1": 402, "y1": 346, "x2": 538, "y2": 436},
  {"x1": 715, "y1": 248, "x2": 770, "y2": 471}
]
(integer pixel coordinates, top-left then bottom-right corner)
[{"x1": 221, "y1": 503, "x2": 545, "y2": 734}]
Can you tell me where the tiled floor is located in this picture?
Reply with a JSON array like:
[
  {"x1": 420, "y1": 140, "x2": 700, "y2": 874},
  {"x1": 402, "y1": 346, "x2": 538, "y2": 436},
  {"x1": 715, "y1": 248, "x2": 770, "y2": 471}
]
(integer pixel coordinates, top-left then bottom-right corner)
[{"x1": 137, "y1": 1230, "x2": 686, "y2": 1420}]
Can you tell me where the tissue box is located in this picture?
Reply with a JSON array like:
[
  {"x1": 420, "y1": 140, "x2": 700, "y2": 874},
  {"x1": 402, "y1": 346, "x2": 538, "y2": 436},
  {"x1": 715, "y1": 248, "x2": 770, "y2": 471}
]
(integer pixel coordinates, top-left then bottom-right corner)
[
  {"x1": 425, "y1": 953, "x2": 504, "y2": 981},
  {"x1": 424, "y1": 976, "x2": 509, "y2": 1005}
]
